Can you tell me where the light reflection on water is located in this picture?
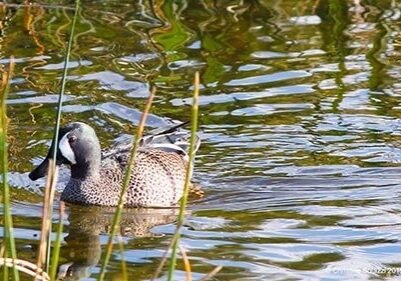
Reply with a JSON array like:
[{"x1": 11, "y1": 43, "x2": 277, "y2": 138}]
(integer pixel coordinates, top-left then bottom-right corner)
[{"x1": 3, "y1": 0, "x2": 401, "y2": 280}]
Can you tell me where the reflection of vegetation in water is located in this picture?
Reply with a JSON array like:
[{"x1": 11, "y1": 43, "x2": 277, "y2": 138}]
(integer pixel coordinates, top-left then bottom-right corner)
[
  {"x1": 1, "y1": 59, "x2": 20, "y2": 281},
  {"x1": 151, "y1": 0, "x2": 193, "y2": 54}
]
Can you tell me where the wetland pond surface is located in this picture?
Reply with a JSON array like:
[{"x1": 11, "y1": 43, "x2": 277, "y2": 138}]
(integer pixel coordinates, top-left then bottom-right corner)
[{"x1": 2, "y1": 0, "x2": 401, "y2": 280}]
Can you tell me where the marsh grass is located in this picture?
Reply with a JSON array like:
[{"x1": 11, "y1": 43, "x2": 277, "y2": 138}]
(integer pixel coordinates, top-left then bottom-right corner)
[
  {"x1": 0, "y1": 259, "x2": 49, "y2": 281},
  {"x1": 98, "y1": 87, "x2": 156, "y2": 281},
  {"x1": 0, "y1": 57, "x2": 19, "y2": 281},
  {"x1": 179, "y1": 245, "x2": 192, "y2": 281},
  {"x1": 166, "y1": 71, "x2": 200, "y2": 281},
  {"x1": 151, "y1": 72, "x2": 222, "y2": 281},
  {"x1": 36, "y1": 165, "x2": 58, "y2": 276},
  {"x1": 49, "y1": 202, "x2": 65, "y2": 281},
  {"x1": 35, "y1": 0, "x2": 81, "y2": 279},
  {"x1": 200, "y1": 266, "x2": 223, "y2": 281}
]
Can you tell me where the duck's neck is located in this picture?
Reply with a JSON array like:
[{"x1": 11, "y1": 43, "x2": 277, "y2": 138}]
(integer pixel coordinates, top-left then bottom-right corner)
[{"x1": 71, "y1": 157, "x2": 101, "y2": 180}]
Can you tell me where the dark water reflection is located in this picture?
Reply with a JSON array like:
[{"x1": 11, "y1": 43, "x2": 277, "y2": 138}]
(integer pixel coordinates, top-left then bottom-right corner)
[
  {"x1": 57, "y1": 206, "x2": 178, "y2": 281},
  {"x1": 2, "y1": 0, "x2": 401, "y2": 280}
]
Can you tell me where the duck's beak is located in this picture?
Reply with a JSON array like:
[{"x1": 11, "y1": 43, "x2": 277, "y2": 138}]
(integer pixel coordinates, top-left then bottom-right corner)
[
  {"x1": 29, "y1": 124, "x2": 80, "y2": 181},
  {"x1": 29, "y1": 157, "x2": 50, "y2": 181}
]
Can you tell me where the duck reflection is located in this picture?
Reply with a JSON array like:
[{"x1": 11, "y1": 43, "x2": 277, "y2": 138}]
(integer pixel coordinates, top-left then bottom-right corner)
[{"x1": 57, "y1": 205, "x2": 179, "y2": 280}]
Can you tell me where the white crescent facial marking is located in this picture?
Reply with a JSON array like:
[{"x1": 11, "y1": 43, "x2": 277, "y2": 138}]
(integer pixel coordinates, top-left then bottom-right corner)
[{"x1": 59, "y1": 133, "x2": 77, "y2": 165}]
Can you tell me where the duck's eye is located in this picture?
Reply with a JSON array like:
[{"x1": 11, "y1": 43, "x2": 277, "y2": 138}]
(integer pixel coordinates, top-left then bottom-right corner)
[{"x1": 68, "y1": 135, "x2": 77, "y2": 144}]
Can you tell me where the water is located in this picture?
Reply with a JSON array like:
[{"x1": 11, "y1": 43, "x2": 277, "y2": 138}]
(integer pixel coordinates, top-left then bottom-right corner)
[{"x1": 2, "y1": 0, "x2": 401, "y2": 280}]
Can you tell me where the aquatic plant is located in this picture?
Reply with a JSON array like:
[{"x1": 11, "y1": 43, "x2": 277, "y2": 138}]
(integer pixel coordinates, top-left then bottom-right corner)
[
  {"x1": 36, "y1": 1, "x2": 81, "y2": 279},
  {"x1": 0, "y1": 0, "x2": 79, "y2": 280},
  {"x1": 0, "y1": 58, "x2": 19, "y2": 281},
  {"x1": 98, "y1": 87, "x2": 156, "y2": 281},
  {"x1": 166, "y1": 72, "x2": 200, "y2": 281}
]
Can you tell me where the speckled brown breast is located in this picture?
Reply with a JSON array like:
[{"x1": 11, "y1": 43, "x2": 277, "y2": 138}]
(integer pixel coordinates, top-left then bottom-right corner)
[{"x1": 60, "y1": 148, "x2": 187, "y2": 207}]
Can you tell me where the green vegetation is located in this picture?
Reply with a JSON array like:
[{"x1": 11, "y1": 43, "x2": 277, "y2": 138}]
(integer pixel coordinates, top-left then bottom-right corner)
[{"x1": 1, "y1": 58, "x2": 19, "y2": 281}]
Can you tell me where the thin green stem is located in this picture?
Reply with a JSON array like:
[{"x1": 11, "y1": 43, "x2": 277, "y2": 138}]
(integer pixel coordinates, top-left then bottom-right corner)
[
  {"x1": 151, "y1": 230, "x2": 179, "y2": 280},
  {"x1": 117, "y1": 235, "x2": 128, "y2": 281},
  {"x1": 167, "y1": 72, "x2": 200, "y2": 281},
  {"x1": 2, "y1": 263, "x2": 8, "y2": 281},
  {"x1": 200, "y1": 265, "x2": 223, "y2": 281},
  {"x1": 98, "y1": 88, "x2": 156, "y2": 281},
  {"x1": 50, "y1": 200, "x2": 64, "y2": 281},
  {"x1": 50, "y1": 0, "x2": 80, "y2": 177},
  {"x1": 1, "y1": 57, "x2": 20, "y2": 281},
  {"x1": 45, "y1": 0, "x2": 80, "y2": 272}
]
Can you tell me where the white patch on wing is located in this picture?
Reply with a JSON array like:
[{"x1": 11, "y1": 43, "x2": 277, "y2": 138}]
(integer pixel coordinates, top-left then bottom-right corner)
[
  {"x1": 149, "y1": 143, "x2": 187, "y2": 155},
  {"x1": 59, "y1": 133, "x2": 77, "y2": 164}
]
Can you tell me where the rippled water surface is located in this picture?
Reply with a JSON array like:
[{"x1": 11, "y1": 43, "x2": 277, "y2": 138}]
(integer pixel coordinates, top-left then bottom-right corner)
[{"x1": 2, "y1": 0, "x2": 401, "y2": 280}]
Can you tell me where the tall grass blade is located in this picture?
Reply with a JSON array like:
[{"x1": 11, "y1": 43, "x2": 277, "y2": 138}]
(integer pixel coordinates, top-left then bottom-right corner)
[
  {"x1": 36, "y1": 0, "x2": 81, "y2": 274},
  {"x1": 117, "y1": 235, "x2": 128, "y2": 281},
  {"x1": 49, "y1": 201, "x2": 65, "y2": 281},
  {"x1": 54, "y1": 0, "x2": 81, "y2": 271},
  {"x1": 151, "y1": 231, "x2": 177, "y2": 280},
  {"x1": 98, "y1": 87, "x2": 156, "y2": 281},
  {"x1": 36, "y1": 163, "x2": 54, "y2": 272},
  {"x1": 0, "y1": 258, "x2": 50, "y2": 281},
  {"x1": 179, "y1": 245, "x2": 192, "y2": 281},
  {"x1": 2, "y1": 253, "x2": 8, "y2": 281},
  {"x1": 167, "y1": 72, "x2": 200, "y2": 281},
  {"x1": 0, "y1": 57, "x2": 19, "y2": 281},
  {"x1": 200, "y1": 266, "x2": 223, "y2": 281}
]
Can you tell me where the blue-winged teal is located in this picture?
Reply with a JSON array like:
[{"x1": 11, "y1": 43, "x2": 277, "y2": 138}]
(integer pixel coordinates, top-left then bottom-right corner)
[{"x1": 29, "y1": 122, "x2": 201, "y2": 207}]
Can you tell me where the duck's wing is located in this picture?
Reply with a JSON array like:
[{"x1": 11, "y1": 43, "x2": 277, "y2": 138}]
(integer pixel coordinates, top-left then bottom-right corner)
[
  {"x1": 102, "y1": 122, "x2": 200, "y2": 160},
  {"x1": 140, "y1": 122, "x2": 200, "y2": 157}
]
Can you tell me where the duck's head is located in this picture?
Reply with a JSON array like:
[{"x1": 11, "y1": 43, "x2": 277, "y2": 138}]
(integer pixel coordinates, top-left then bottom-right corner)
[{"x1": 29, "y1": 122, "x2": 101, "y2": 180}]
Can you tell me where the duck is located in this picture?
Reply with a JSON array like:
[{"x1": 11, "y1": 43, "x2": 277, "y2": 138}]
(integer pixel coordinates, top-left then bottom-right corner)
[{"x1": 28, "y1": 121, "x2": 201, "y2": 207}]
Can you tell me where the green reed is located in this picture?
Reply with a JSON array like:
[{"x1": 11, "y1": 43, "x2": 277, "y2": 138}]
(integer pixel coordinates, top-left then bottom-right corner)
[
  {"x1": 98, "y1": 87, "x2": 156, "y2": 281},
  {"x1": 48, "y1": 0, "x2": 80, "y2": 274},
  {"x1": 167, "y1": 71, "x2": 200, "y2": 281},
  {"x1": 0, "y1": 58, "x2": 19, "y2": 281},
  {"x1": 150, "y1": 72, "x2": 204, "y2": 281},
  {"x1": 49, "y1": 202, "x2": 65, "y2": 281},
  {"x1": 34, "y1": 0, "x2": 80, "y2": 277}
]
